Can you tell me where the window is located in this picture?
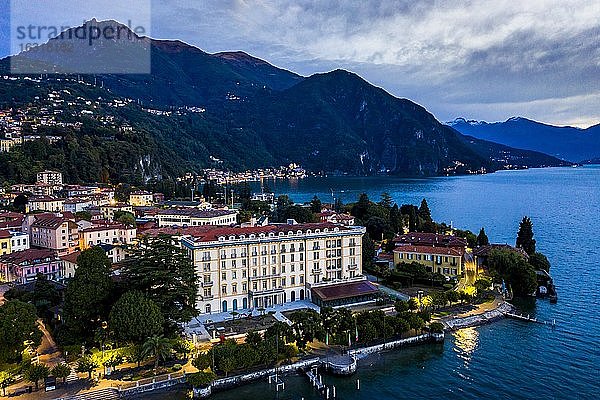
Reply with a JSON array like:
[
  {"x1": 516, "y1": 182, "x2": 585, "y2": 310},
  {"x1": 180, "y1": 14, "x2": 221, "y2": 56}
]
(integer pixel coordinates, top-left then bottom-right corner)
[
  {"x1": 281, "y1": 278, "x2": 286, "y2": 287},
  {"x1": 232, "y1": 271, "x2": 237, "y2": 279},
  {"x1": 221, "y1": 272, "x2": 226, "y2": 280},
  {"x1": 232, "y1": 284, "x2": 237, "y2": 294},
  {"x1": 300, "y1": 276, "x2": 304, "y2": 284},
  {"x1": 282, "y1": 265, "x2": 286, "y2": 273},
  {"x1": 242, "y1": 283, "x2": 247, "y2": 292},
  {"x1": 205, "y1": 304, "x2": 211, "y2": 314},
  {"x1": 221, "y1": 285, "x2": 227, "y2": 295},
  {"x1": 242, "y1": 270, "x2": 247, "y2": 278},
  {"x1": 291, "y1": 276, "x2": 295, "y2": 285}
]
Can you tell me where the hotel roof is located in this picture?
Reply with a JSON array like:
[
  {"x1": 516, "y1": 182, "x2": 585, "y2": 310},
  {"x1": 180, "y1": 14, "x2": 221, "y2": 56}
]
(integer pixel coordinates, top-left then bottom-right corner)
[
  {"x1": 144, "y1": 222, "x2": 355, "y2": 242},
  {"x1": 156, "y1": 208, "x2": 237, "y2": 218},
  {"x1": 311, "y1": 280, "x2": 378, "y2": 302}
]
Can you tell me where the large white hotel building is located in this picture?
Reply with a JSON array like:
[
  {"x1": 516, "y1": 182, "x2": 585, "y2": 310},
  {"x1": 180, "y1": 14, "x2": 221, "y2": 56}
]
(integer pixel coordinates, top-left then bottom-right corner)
[{"x1": 180, "y1": 222, "x2": 373, "y2": 315}]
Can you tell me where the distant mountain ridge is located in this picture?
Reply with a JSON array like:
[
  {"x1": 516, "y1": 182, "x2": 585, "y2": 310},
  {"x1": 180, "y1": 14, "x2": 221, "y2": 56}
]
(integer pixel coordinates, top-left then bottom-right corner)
[
  {"x1": 448, "y1": 117, "x2": 600, "y2": 162},
  {"x1": 0, "y1": 19, "x2": 572, "y2": 183}
]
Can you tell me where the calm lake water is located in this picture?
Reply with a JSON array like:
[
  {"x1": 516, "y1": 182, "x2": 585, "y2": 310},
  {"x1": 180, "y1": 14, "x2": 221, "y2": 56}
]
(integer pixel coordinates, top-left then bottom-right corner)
[{"x1": 156, "y1": 166, "x2": 600, "y2": 399}]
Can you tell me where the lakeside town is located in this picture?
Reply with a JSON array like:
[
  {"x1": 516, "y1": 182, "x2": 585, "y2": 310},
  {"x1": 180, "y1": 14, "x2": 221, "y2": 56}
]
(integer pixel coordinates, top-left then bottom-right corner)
[{"x1": 0, "y1": 168, "x2": 555, "y2": 399}]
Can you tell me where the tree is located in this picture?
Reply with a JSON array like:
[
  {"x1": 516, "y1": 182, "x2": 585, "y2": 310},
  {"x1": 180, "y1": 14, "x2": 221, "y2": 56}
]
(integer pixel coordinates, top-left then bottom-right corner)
[
  {"x1": 418, "y1": 199, "x2": 432, "y2": 222},
  {"x1": 32, "y1": 273, "x2": 60, "y2": 315},
  {"x1": 142, "y1": 335, "x2": 172, "y2": 371},
  {"x1": 75, "y1": 211, "x2": 92, "y2": 221},
  {"x1": 25, "y1": 363, "x2": 49, "y2": 390},
  {"x1": 429, "y1": 322, "x2": 444, "y2": 333},
  {"x1": 476, "y1": 227, "x2": 489, "y2": 247},
  {"x1": 474, "y1": 277, "x2": 492, "y2": 296},
  {"x1": 351, "y1": 193, "x2": 371, "y2": 222},
  {"x1": 362, "y1": 235, "x2": 376, "y2": 271},
  {"x1": 123, "y1": 235, "x2": 197, "y2": 329},
  {"x1": 309, "y1": 195, "x2": 322, "y2": 213},
  {"x1": 13, "y1": 193, "x2": 28, "y2": 213},
  {"x1": 51, "y1": 363, "x2": 72, "y2": 384},
  {"x1": 109, "y1": 290, "x2": 164, "y2": 345},
  {"x1": 114, "y1": 210, "x2": 136, "y2": 227},
  {"x1": 379, "y1": 192, "x2": 393, "y2": 209},
  {"x1": 187, "y1": 370, "x2": 216, "y2": 388},
  {"x1": 529, "y1": 252, "x2": 551, "y2": 272},
  {"x1": 446, "y1": 290, "x2": 460, "y2": 305},
  {"x1": 62, "y1": 247, "x2": 114, "y2": 343},
  {"x1": 290, "y1": 309, "x2": 323, "y2": 350},
  {"x1": 516, "y1": 216, "x2": 536, "y2": 255},
  {"x1": 0, "y1": 300, "x2": 42, "y2": 363},
  {"x1": 0, "y1": 371, "x2": 15, "y2": 396},
  {"x1": 487, "y1": 249, "x2": 537, "y2": 296},
  {"x1": 192, "y1": 352, "x2": 212, "y2": 371},
  {"x1": 76, "y1": 356, "x2": 98, "y2": 379}
]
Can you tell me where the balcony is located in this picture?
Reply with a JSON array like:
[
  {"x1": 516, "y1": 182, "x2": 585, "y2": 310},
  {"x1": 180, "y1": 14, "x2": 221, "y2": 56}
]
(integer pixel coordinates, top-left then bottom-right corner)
[
  {"x1": 201, "y1": 281, "x2": 213, "y2": 287},
  {"x1": 201, "y1": 294, "x2": 214, "y2": 301},
  {"x1": 202, "y1": 256, "x2": 212, "y2": 262},
  {"x1": 347, "y1": 264, "x2": 358, "y2": 270}
]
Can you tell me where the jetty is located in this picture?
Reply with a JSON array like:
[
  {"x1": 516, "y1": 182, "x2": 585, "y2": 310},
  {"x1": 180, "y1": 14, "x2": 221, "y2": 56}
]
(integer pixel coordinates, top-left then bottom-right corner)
[
  {"x1": 505, "y1": 312, "x2": 556, "y2": 326},
  {"x1": 305, "y1": 366, "x2": 325, "y2": 391}
]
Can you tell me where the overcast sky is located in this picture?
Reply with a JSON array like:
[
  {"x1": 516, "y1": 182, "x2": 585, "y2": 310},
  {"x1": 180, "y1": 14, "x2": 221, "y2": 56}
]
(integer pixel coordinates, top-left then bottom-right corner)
[{"x1": 2, "y1": 0, "x2": 599, "y2": 127}]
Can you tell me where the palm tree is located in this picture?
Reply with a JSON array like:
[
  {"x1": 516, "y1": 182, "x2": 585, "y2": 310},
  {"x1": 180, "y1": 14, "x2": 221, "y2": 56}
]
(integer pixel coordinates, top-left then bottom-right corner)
[{"x1": 142, "y1": 335, "x2": 172, "y2": 371}]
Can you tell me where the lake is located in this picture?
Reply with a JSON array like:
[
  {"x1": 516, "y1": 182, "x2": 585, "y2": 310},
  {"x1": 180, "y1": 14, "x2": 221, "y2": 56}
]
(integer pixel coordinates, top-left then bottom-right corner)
[{"x1": 156, "y1": 166, "x2": 600, "y2": 399}]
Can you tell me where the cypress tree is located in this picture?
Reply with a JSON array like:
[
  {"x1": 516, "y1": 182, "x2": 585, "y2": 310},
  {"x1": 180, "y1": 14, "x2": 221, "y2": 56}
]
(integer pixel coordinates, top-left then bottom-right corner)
[
  {"x1": 418, "y1": 199, "x2": 432, "y2": 222},
  {"x1": 477, "y1": 227, "x2": 490, "y2": 247},
  {"x1": 516, "y1": 216, "x2": 536, "y2": 255}
]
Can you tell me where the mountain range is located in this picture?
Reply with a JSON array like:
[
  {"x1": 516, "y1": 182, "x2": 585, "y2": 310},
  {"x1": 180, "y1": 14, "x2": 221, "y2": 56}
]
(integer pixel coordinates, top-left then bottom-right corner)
[
  {"x1": 448, "y1": 117, "x2": 600, "y2": 163},
  {"x1": 0, "y1": 19, "x2": 573, "y2": 184}
]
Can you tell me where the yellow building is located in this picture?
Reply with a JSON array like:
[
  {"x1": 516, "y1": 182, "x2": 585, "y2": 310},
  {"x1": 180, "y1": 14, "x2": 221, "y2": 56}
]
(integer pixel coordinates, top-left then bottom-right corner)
[
  {"x1": 393, "y1": 245, "x2": 464, "y2": 278},
  {"x1": 129, "y1": 191, "x2": 154, "y2": 207},
  {"x1": 0, "y1": 230, "x2": 11, "y2": 256}
]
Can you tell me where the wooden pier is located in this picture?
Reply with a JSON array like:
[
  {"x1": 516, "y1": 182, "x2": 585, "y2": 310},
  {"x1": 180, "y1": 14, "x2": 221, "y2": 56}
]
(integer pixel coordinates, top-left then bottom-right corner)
[{"x1": 505, "y1": 312, "x2": 556, "y2": 326}]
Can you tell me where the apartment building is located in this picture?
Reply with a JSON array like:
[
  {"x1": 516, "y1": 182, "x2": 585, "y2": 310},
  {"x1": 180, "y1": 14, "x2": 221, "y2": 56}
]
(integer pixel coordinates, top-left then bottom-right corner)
[
  {"x1": 100, "y1": 203, "x2": 134, "y2": 220},
  {"x1": 30, "y1": 214, "x2": 78, "y2": 255},
  {"x1": 129, "y1": 190, "x2": 154, "y2": 207},
  {"x1": 156, "y1": 208, "x2": 238, "y2": 228},
  {"x1": 29, "y1": 197, "x2": 65, "y2": 212},
  {"x1": 78, "y1": 223, "x2": 136, "y2": 249},
  {"x1": 36, "y1": 170, "x2": 63, "y2": 185},
  {"x1": 0, "y1": 248, "x2": 61, "y2": 283},
  {"x1": 181, "y1": 222, "x2": 367, "y2": 315}
]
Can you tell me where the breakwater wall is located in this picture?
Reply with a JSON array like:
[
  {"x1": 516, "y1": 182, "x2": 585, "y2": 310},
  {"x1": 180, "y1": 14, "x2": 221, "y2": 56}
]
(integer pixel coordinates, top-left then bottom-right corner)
[
  {"x1": 212, "y1": 357, "x2": 321, "y2": 390},
  {"x1": 443, "y1": 302, "x2": 514, "y2": 331},
  {"x1": 349, "y1": 332, "x2": 444, "y2": 360}
]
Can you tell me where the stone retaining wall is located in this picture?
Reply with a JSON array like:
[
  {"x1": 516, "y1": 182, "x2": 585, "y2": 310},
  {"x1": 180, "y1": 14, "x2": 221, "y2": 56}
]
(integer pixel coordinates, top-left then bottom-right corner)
[
  {"x1": 212, "y1": 357, "x2": 321, "y2": 390},
  {"x1": 349, "y1": 332, "x2": 442, "y2": 360}
]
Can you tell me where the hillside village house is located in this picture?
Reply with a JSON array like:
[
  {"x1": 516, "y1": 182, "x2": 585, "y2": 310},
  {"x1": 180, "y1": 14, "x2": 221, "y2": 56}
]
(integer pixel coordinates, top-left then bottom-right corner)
[
  {"x1": 156, "y1": 208, "x2": 238, "y2": 227},
  {"x1": 36, "y1": 170, "x2": 63, "y2": 185},
  {"x1": 78, "y1": 223, "x2": 136, "y2": 249},
  {"x1": 29, "y1": 196, "x2": 65, "y2": 212},
  {"x1": 181, "y1": 222, "x2": 371, "y2": 315},
  {"x1": 319, "y1": 211, "x2": 356, "y2": 226},
  {"x1": 0, "y1": 230, "x2": 11, "y2": 255},
  {"x1": 10, "y1": 231, "x2": 29, "y2": 253},
  {"x1": 63, "y1": 198, "x2": 92, "y2": 213},
  {"x1": 30, "y1": 214, "x2": 79, "y2": 255},
  {"x1": 60, "y1": 251, "x2": 80, "y2": 280},
  {"x1": 100, "y1": 203, "x2": 133, "y2": 220},
  {"x1": 0, "y1": 248, "x2": 61, "y2": 283},
  {"x1": 129, "y1": 190, "x2": 154, "y2": 207}
]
